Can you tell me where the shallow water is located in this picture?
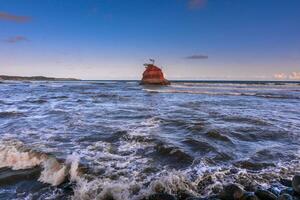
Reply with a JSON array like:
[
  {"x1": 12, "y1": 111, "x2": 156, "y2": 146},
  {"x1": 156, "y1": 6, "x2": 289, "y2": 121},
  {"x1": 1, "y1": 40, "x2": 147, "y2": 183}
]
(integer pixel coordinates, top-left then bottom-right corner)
[{"x1": 0, "y1": 80, "x2": 299, "y2": 199}]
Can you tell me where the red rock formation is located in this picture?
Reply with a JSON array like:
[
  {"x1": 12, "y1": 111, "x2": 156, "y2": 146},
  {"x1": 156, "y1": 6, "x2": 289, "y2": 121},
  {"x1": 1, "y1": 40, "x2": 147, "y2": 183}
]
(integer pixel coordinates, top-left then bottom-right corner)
[{"x1": 141, "y1": 64, "x2": 170, "y2": 85}]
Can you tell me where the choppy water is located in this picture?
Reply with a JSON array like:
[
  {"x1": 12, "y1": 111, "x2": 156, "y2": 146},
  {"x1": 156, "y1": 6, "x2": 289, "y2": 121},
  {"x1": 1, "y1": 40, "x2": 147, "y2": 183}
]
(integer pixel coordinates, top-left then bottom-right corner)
[{"x1": 0, "y1": 80, "x2": 300, "y2": 200}]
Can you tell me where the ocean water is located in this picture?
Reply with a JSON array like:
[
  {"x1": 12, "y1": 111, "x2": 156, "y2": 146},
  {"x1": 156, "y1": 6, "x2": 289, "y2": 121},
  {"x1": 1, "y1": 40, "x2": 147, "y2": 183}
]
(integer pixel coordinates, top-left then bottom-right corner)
[{"x1": 0, "y1": 80, "x2": 299, "y2": 200}]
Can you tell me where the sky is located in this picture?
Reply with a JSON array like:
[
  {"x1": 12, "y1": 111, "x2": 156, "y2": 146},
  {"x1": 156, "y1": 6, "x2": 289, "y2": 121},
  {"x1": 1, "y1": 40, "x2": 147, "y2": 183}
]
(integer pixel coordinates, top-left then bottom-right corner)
[{"x1": 0, "y1": 0, "x2": 300, "y2": 80}]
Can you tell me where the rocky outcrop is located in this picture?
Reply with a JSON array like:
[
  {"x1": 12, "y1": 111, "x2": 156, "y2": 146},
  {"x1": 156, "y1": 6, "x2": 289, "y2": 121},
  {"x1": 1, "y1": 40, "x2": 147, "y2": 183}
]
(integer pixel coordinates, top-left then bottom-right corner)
[{"x1": 140, "y1": 64, "x2": 170, "y2": 85}]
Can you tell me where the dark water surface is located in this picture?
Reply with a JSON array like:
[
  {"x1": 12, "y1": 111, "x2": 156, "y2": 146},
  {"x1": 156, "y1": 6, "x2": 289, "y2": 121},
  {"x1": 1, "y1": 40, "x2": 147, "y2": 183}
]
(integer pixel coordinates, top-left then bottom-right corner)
[{"x1": 0, "y1": 81, "x2": 299, "y2": 199}]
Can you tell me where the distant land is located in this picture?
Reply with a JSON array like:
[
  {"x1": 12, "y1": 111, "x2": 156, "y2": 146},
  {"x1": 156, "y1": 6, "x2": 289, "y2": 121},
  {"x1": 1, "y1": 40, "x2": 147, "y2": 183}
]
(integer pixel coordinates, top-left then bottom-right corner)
[{"x1": 0, "y1": 75, "x2": 79, "y2": 81}]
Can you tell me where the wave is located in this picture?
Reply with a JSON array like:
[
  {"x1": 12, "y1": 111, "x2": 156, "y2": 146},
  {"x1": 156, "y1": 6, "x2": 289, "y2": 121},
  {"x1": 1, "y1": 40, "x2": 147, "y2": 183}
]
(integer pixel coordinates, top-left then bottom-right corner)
[
  {"x1": 72, "y1": 160, "x2": 300, "y2": 200},
  {"x1": 0, "y1": 111, "x2": 25, "y2": 118},
  {"x1": 143, "y1": 88, "x2": 300, "y2": 99},
  {"x1": 0, "y1": 141, "x2": 44, "y2": 170},
  {"x1": 0, "y1": 140, "x2": 81, "y2": 186},
  {"x1": 0, "y1": 167, "x2": 42, "y2": 187},
  {"x1": 1, "y1": 139, "x2": 300, "y2": 200},
  {"x1": 205, "y1": 130, "x2": 233, "y2": 142},
  {"x1": 25, "y1": 99, "x2": 48, "y2": 104},
  {"x1": 177, "y1": 81, "x2": 300, "y2": 87},
  {"x1": 50, "y1": 95, "x2": 69, "y2": 99},
  {"x1": 154, "y1": 143, "x2": 194, "y2": 166},
  {"x1": 222, "y1": 116, "x2": 271, "y2": 126},
  {"x1": 182, "y1": 138, "x2": 217, "y2": 153}
]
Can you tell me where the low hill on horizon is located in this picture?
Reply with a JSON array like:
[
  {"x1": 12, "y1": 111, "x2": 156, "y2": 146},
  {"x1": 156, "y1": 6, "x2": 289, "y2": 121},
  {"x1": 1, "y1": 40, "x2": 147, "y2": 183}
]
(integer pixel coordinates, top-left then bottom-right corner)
[{"x1": 0, "y1": 75, "x2": 79, "y2": 81}]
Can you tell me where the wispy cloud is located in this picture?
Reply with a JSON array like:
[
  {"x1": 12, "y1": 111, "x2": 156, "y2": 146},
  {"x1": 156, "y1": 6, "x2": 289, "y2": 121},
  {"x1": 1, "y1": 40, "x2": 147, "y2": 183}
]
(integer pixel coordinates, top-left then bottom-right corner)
[
  {"x1": 273, "y1": 72, "x2": 300, "y2": 80},
  {"x1": 0, "y1": 12, "x2": 31, "y2": 23},
  {"x1": 185, "y1": 54, "x2": 208, "y2": 59},
  {"x1": 289, "y1": 72, "x2": 300, "y2": 80},
  {"x1": 4, "y1": 36, "x2": 28, "y2": 43},
  {"x1": 273, "y1": 73, "x2": 287, "y2": 79},
  {"x1": 188, "y1": 0, "x2": 207, "y2": 9}
]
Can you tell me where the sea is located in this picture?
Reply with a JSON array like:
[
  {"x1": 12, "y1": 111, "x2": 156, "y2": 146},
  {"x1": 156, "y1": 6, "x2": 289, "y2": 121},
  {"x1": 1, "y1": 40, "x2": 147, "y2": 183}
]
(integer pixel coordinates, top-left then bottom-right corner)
[{"x1": 0, "y1": 80, "x2": 299, "y2": 200}]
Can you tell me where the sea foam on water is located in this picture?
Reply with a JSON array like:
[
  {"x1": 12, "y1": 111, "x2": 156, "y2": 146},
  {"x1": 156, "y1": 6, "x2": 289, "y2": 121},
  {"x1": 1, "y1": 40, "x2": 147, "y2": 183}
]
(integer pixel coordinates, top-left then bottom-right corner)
[
  {"x1": 1, "y1": 139, "x2": 300, "y2": 200},
  {"x1": 0, "y1": 140, "x2": 45, "y2": 170},
  {"x1": 0, "y1": 81, "x2": 300, "y2": 199},
  {"x1": 0, "y1": 140, "x2": 82, "y2": 186}
]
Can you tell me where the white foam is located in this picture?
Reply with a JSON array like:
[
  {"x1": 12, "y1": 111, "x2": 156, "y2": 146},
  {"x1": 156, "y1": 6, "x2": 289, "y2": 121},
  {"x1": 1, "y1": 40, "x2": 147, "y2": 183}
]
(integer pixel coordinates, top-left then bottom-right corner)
[
  {"x1": 38, "y1": 157, "x2": 67, "y2": 186},
  {"x1": 148, "y1": 170, "x2": 197, "y2": 195},
  {"x1": 0, "y1": 140, "x2": 82, "y2": 187},
  {"x1": 72, "y1": 177, "x2": 143, "y2": 200},
  {"x1": 67, "y1": 153, "x2": 81, "y2": 182},
  {"x1": 2, "y1": 139, "x2": 300, "y2": 199},
  {"x1": 71, "y1": 168, "x2": 200, "y2": 200},
  {"x1": 0, "y1": 141, "x2": 45, "y2": 170}
]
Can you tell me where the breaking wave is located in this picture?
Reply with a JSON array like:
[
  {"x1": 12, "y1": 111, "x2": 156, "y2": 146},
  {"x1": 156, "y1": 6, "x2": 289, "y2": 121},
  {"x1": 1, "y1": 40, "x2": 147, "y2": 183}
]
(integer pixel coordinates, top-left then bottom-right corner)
[
  {"x1": 143, "y1": 88, "x2": 300, "y2": 100},
  {"x1": 1, "y1": 139, "x2": 300, "y2": 200},
  {"x1": 0, "y1": 140, "x2": 81, "y2": 186},
  {"x1": 0, "y1": 81, "x2": 299, "y2": 199}
]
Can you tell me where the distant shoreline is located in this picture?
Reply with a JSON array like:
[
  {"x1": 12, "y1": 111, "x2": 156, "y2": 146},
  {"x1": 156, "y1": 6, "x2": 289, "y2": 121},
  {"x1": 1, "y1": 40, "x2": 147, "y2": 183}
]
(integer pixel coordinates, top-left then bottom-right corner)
[
  {"x1": 76, "y1": 80, "x2": 300, "y2": 84},
  {"x1": 0, "y1": 75, "x2": 299, "y2": 84},
  {"x1": 0, "y1": 75, "x2": 79, "y2": 81}
]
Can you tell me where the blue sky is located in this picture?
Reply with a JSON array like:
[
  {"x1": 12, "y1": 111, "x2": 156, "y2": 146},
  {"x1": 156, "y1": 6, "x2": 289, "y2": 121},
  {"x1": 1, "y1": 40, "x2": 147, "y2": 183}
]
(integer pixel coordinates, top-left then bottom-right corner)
[{"x1": 0, "y1": 0, "x2": 300, "y2": 80}]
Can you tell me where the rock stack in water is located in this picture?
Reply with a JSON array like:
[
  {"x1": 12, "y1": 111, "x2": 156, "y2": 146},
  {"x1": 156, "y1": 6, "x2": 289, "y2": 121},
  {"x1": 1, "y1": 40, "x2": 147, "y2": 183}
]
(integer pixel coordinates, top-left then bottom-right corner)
[{"x1": 140, "y1": 63, "x2": 170, "y2": 85}]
